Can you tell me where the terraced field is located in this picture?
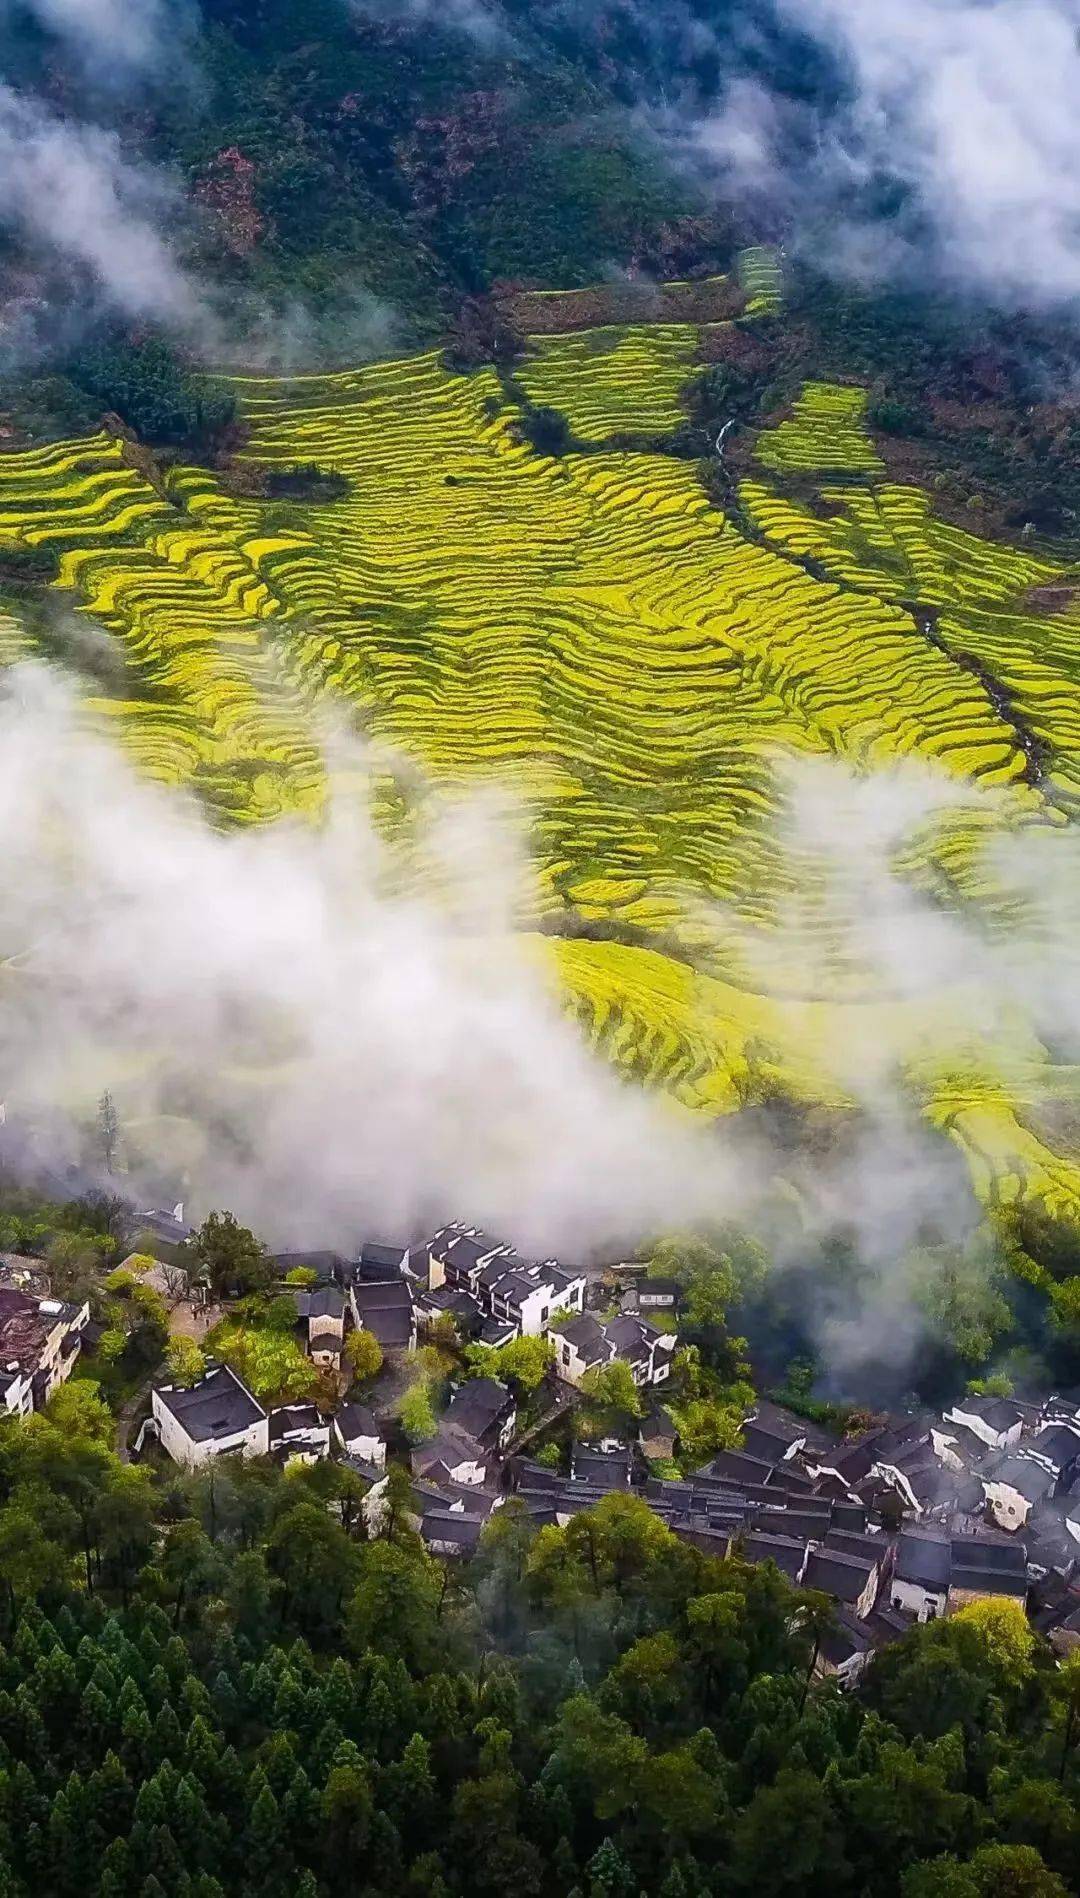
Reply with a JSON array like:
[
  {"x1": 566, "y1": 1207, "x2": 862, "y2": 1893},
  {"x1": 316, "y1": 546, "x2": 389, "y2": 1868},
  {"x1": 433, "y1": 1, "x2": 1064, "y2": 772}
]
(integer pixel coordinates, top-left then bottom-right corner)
[{"x1": 4, "y1": 285, "x2": 1080, "y2": 1220}]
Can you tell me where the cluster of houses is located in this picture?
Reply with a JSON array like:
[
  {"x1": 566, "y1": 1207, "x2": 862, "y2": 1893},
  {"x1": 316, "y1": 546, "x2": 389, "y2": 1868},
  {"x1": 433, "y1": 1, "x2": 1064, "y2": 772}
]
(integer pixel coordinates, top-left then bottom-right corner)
[
  {"x1": 148, "y1": 1221, "x2": 676, "y2": 1471},
  {"x1": 272, "y1": 1222, "x2": 678, "y2": 1393},
  {"x1": 18, "y1": 1195, "x2": 1079, "y2": 1675},
  {"x1": 0, "y1": 1257, "x2": 90, "y2": 1418}
]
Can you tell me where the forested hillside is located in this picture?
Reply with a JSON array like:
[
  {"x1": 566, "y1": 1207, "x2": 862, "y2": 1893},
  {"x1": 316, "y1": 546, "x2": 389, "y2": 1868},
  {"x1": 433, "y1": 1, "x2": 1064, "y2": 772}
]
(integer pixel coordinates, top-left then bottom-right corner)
[{"x1": 0, "y1": 1384, "x2": 1077, "y2": 1898}]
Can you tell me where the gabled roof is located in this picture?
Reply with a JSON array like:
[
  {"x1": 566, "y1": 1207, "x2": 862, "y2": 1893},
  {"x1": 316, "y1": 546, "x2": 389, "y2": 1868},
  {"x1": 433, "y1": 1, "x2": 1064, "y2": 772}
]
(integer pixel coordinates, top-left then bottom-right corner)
[
  {"x1": 269, "y1": 1404, "x2": 329, "y2": 1445},
  {"x1": 573, "y1": 1445, "x2": 631, "y2": 1491},
  {"x1": 271, "y1": 1251, "x2": 351, "y2": 1283},
  {"x1": 895, "y1": 1530, "x2": 950, "y2": 1589},
  {"x1": 352, "y1": 1277, "x2": 414, "y2": 1346},
  {"x1": 421, "y1": 1511, "x2": 483, "y2": 1552},
  {"x1": 335, "y1": 1402, "x2": 380, "y2": 1443},
  {"x1": 824, "y1": 1528, "x2": 884, "y2": 1568},
  {"x1": 559, "y1": 1314, "x2": 606, "y2": 1361},
  {"x1": 359, "y1": 1241, "x2": 407, "y2": 1272},
  {"x1": 950, "y1": 1394, "x2": 1023, "y2": 1432},
  {"x1": 443, "y1": 1232, "x2": 512, "y2": 1271},
  {"x1": 413, "y1": 1422, "x2": 491, "y2": 1480},
  {"x1": 445, "y1": 1377, "x2": 514, "y2": 1438},
  {"x1": 295, "y1": 1286, "x2": 346, "y2": 1321},
  {"x1": 697, "y1": 1449, "x2": 777, "y2": 1488},
  {"x1": 802, "y1": 1546, "x2": 876, "y2": 1604},
  {"x1": 155, "y1": 1363, "x2": 265, "y2": 1443},
  {"x1": 949, "y1": 1533, "x2": 1027, "y2": 1576},
  {"x1": 1031, "y1": 1423, "x2": 1080, "y2": 1468},
  {"x1": 984, "y1": 1454, "x2": 1056, "y2": 1504},
  {"x1": 742, "y1": 1531, "x2": 805, "y2": 1579},
  {"x1": 951, "y1": 1561, "x2": 1027, "y2": 1601}
]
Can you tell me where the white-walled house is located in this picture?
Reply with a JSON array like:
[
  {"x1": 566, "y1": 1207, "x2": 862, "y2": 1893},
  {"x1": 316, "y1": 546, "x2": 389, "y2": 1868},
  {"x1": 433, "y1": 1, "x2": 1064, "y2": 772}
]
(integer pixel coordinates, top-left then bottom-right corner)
[
  {"x1": 555, "y1": 1312, "x2": 676, "y2": 1389},
  {"x1": 269, "y1": 1404, "x2": 331, "y2": 1464},
  {"x1": 152, "y1": 1363, "x2": 269, "y2": 1470},
  {"x1": 981, "y1": 1454, "x2": 1056, "y2": 1531},
  {"x1": 413, "y1": 1423, "x2": 490, "y2": 1487},
  {"x1": 941, "y1": 1395, "x2": 1024, "y2": 1453},
  {"x1": 891, "y1": 1530, "x2": 950, "y2": 1621},
  {"x1": 334, "y1": 1403, "x2": 386, "y2": 1469}
]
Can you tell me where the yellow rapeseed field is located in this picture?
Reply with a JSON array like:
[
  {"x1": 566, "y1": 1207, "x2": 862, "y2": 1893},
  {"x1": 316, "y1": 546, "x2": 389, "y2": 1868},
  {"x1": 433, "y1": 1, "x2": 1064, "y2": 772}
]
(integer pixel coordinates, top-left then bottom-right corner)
[{"x1": 3, "y1": 286, "x2": 1080, "y2": 1216}]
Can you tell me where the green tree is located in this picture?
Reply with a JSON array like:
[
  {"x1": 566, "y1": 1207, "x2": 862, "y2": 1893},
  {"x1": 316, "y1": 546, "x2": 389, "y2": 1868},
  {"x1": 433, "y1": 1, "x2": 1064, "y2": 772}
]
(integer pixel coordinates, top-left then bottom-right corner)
[
  {"x1": 400, "y1": 1379, "x2": 437, "y2": 1444},
  {"x1": 165, "y1": 1337, "x2": 206, "y2": 1388},
  {"x1": 580, "y1": 1359, "x2": 644, "y2": 1430},
  {"x1": 97, "y1": 1090, "x2": 121, "y2": 1173},
  {"x1": 189, "y1": 1212, "x2": 271, "y2": 1300},
  {"x1": 464, "y1": 1335, "x2": 553, "y2": 1397},
  {"x1": 344, "y1": 1327, "x2": 384, "y2": 1386}
]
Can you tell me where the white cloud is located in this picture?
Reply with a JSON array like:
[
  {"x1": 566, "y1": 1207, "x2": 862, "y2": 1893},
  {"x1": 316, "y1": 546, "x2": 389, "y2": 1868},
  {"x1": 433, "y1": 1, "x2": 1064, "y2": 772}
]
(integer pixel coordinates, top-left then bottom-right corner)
[
  {"x1": 0, "y1": 86, "x2": 211, "y2": 337},
  {"x1": 0, "y1": 666, "x2": 734, "y2": 1257},
  {"x1": 691, "y1": 0, "x2": 1080, "y2": 308}
]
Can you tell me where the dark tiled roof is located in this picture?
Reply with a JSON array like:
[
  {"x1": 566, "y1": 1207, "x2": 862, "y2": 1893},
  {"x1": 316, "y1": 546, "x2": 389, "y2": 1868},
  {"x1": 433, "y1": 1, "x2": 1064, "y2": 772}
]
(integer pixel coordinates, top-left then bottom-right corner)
[
  {"x1": 951, "y1": 1563, "x2": 1027, "y2": 1601},
  {"x1": 360, "y1": 1242, "x2": 406, "y2": 1272},
  {"x1": 352, "y1": 1278, "x2": 414, "y2": 1346},
  {"x1": 1032, "y1": 1424, "x2": 1080, "y2": 1467},
  {"x1": 949, "y1": 1533, "x2": 1027, "y2": 1576},
  {"x1": 422, "y1": 1512, "x2": 483, "y2": 1552},
  {"x1": 953, "y1": 1395, "x2": 1023, "y2": 1432},
  {"x1": 295, "y1": 1286, "x2": 346, "y2": 1321},
  {"x1": 984, "y1": 1455, "x2": 1055, "y2": 1504},
  {"x1": 742, "y1": 1532, "x2": 805, "y2": 1579},
  {"x1": 155, "y1": 1364, "x2": 264, "y2": 1442},
  {"x1": 573, "y1": 1447, "x2": 630, "y2": 1491},
  {"x1": 802, "y1": 1546, "x2": 876, "y2": 1604},
  {"x1": 699, "y1": 1449, "x2": 777, "y2": 1488},
  {"x1": 895, "y1": 1531, "x2": 950, "y2": 1588},
  {"x1": 560, "y1": 1314, "x2": 606, "y2": 1360},
  {"x1": 824, "y1": 1529, "x2": 885, "y2": 1567},
  {"x1": 269, "y1": 1404, "x2": 326, "y2": 1444},
  {"x1": 445, "y1": 1377, "x2": 513, "y2": 1437},
  {"x1": 272, "y1": 1251, "x2": 351, "y2": 1283},
  {"x1": 336, "y1": 1402, "x2": 380, "y2": 1442}
]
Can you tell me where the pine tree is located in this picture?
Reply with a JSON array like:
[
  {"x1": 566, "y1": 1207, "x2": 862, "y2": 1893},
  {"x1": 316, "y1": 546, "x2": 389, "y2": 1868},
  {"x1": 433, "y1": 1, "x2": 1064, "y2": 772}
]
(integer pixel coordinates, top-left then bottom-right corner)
[
  {"x1": 586, "y1": 1838, "x2": 638, "y2": 1898},
  {"x1": 553, "y1": 1835, "x2": 579, "y2": 1888},
  {"x1": 369, "y1": 1809, "x2": 404, "y2": 1888},
  {"x1": 98, "y1": 1836, "x2": 133, "y2": 1898},
  {"x1": 245, "y1": 1782, "x2": 287, "y2": 1887}
]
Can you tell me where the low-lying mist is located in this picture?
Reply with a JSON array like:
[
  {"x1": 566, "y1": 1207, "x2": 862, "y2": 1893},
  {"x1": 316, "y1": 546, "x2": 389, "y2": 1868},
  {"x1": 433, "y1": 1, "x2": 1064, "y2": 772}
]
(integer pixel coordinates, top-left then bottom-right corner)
[
  {"x1": 0, "y1": 663, "x2": 1077, "y2": 1392},
  {"x1": 0, "y1": 665, "x2": 737, "y2": 1257}
]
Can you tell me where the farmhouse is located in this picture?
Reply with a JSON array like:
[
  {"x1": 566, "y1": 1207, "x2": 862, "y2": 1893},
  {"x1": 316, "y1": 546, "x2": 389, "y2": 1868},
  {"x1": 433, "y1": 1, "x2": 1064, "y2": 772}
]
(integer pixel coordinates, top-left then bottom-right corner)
[
  {"x1": 891, "y1": 1529, "x2": 950, "y2": 1621},
  {"x1": 293, "y1": 1286, "x2": 347, "y2": 1366},
  {"x1": 269, "y1": 1403, "x2": 331, "y2": 1464},
  {"x1": 555, "y1": 1312, "x2": 675, "y2": 1388},
  {"x1": 413, "y1": 1422, "x2": 491, "y2": 1488},
  {"x1": 152, "y1": 1363, "x2": 268, "y2": 1470},
  {"x1": 333, "y1": 1402, "x2": 386, "y2": 1468},
  {"x1": 443, "y1": 1376, "x2": 517, "y2": 1453},
  {"x1": 0, "y1": 1287, "x2": 89, "y2": 1418},
  {"x1": 1025, "y1": 1422, "x2": 1080, "y2": 1488},
  {"x1": 941, "y1": 1394, "x2": 1024, "y2": 1452},
  {"x1": 981, "y1": 1453, "x2": 1056, "y2": 1530},
  {"x1": 948, "y1": 1534, "x2": 1028, "y2": 1611}
]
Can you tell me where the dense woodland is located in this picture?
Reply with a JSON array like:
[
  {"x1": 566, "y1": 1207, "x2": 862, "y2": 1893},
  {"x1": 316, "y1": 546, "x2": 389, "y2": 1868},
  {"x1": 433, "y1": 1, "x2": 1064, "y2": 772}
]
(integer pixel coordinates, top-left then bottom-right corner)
[{"x1": 0, "y1": 1380, "x2": 1079, "y2": 1898}]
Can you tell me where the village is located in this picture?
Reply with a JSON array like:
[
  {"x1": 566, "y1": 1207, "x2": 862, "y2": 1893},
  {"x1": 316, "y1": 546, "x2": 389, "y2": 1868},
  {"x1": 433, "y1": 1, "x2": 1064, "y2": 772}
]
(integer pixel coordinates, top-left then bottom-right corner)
[{"x1": 4, "y1": 1199, "x2": 1080, "y2": 1687}]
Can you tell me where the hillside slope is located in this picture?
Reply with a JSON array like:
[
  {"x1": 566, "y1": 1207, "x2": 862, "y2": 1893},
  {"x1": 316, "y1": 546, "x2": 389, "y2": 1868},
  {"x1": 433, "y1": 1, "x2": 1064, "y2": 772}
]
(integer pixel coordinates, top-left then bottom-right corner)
[{"x1": 3, "y1": 282, "x2": 1080, "y2": 1221}]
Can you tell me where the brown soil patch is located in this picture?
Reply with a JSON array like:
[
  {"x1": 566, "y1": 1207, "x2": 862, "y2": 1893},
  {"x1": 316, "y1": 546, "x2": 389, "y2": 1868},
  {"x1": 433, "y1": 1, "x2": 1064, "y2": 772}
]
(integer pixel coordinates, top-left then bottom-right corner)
[
  {"x1": 1022, "y1": 584, "x2": 1080, "y2": 616},
  {"x1": 496, "y1": 275, "x2": 747, "y2": 335}
]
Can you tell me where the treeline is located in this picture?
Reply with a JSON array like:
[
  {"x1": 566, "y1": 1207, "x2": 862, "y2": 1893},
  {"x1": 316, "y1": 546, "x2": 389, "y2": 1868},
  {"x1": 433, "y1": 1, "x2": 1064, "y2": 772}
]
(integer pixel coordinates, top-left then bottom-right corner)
[{"x1": 0, "y1": 1385, "x2": 1078, "y2": 1897}]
